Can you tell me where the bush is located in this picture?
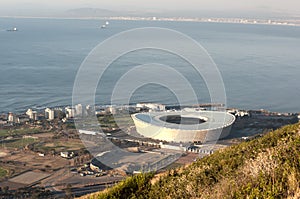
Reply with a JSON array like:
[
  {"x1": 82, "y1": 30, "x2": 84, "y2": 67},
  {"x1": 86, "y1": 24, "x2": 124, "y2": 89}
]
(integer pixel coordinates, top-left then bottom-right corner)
[{"x1": 87, "y1": 123, "x2": 300, "y2": 199}]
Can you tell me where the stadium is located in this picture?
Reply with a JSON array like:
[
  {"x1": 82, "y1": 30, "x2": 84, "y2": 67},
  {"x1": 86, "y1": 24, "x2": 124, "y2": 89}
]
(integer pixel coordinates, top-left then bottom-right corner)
[{"x1": 131, "y1": 111, "x2": 235, "y2": 143}]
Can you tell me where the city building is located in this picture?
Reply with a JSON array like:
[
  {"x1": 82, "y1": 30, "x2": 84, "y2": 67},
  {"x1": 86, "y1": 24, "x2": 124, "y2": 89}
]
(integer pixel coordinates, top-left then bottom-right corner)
[
  {"x1": 45, "y1": 108, "x2": 55, "y2": 120},
  {"x1": 106, "y1": 106, "x2": 116, "y2": 114},
  {"x1": 53, "y1": 108, "x2": 63, "y2": 119},
  {"x1": 75, "y1": 104, "x2": 83, "y2": 117},
  {"x1": 25, "y1": 109, "x2": 38, "y2": 120},
  {"x1": 95, "y1": 108, "x2": 106, "y2": 116},
  {"x1": 18, "y1": 115, "x2": 30, "y2": 123},
  {"x1": 136, "y1": 103, "x2": 165, "y2": 112},
  {"x1": 32, "y1": 111, "x2": 38, "y2": 120},
  {"x1": 7, "y1": 112, "x2": 16, "y2": 123},
  {"x1": 65, "y1": 107, "x2": 75, "y2": 118},
  {"x1": 26, "y1": 109, "x2": 33, "y2": 119},
  {"x1": 86, "y1": 105, "x2": 95, "y2": 116}
]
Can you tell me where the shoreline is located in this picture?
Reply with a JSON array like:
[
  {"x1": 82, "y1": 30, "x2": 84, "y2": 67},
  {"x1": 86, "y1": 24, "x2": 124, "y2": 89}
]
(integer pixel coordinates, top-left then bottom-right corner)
[
  {"x1": 1, "y1": 15, "x2": 300, "y2": 27},
  {"x1": 1, "y1": 103, "x2": 298, "y2": 116}
]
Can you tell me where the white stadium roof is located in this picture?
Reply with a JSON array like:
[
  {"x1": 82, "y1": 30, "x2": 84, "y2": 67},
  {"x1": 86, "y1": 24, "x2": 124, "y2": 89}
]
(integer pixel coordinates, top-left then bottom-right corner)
[{"x1": 131, "y1": 111, "x2": 236, "y2": 143}]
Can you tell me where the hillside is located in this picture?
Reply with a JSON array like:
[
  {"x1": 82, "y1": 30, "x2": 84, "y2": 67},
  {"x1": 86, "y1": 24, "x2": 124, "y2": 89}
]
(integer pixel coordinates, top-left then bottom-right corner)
[{"x1": 80, "y1": 123, "x2": 300, "y2": 199}]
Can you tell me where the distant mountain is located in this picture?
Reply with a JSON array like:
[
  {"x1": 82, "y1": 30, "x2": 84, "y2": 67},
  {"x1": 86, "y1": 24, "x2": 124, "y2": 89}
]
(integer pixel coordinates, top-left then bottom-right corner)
[
  {"x1": 79, "y1": 123, "x2": 300, "y2": 199},
  {"x1": 64, "y1": 8, "x2": 164, "y2": 18},
  {"x1": 1, "y1": 6, "x2": 295, "y2": 19},
  {"x1": 65, "y1": 8, "x2": 119, "y2": 17},
  {"x1": 63, "y1": 8, "x2": 295, "y2": 19}
]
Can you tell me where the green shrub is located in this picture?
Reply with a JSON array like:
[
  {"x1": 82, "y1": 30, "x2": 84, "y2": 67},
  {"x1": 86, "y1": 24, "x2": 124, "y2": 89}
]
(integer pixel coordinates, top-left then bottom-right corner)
[{"x1": 88, "y1": 123, "x2": 300, "y2": 199}]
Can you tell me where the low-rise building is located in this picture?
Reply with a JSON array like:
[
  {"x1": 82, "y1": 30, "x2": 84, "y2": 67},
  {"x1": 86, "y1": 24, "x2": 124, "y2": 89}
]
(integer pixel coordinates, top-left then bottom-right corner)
[
  {"x1": 0, "y1": 119, "x2": 7, "y2": 125},
  {"x1": 60, "y1": 151, "x2": 74, "y2": 159},
  {"x1": 106, "y1": 106, "x2": 116, "y2": 114},
  {"x1": 136, "y1": 103, "x2": 165, "y2": 112}
]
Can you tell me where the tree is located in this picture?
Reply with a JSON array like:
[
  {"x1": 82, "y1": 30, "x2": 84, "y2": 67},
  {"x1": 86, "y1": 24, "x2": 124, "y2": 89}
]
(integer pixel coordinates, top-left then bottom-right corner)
[
  {"x1": 65, "y1": 184, "x2": 73, "y2": 199},
  {"x1": 2, "y1": 186, "x2": 9, "y2": 194}
]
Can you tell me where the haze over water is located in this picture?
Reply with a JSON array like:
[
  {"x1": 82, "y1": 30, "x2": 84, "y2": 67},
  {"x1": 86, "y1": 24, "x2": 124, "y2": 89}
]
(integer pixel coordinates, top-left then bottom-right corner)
[{"x1": 0, "y1": 17, "x2": 300, "y2": 113}]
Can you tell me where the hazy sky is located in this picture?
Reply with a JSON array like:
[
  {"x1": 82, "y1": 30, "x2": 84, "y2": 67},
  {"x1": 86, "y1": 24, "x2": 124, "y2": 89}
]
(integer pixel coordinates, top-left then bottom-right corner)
[{"x1": 1, "y1": 0, "x2": 300, "y2": 17}]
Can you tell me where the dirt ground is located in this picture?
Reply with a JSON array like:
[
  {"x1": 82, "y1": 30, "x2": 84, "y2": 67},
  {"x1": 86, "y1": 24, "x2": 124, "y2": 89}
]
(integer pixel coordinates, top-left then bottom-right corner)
[
  {"x1": 175, "y1": 153, "x2": 199, "y2": 165},
  {"x1": 9, "y1": 171, "x2": 50, "y2": 185},
  {"x1": 3, "y1": 150, "x2": 69, "y2": 171},
  {"x1": 0, "y1": 149, "x2": 70, "y2": 190}
]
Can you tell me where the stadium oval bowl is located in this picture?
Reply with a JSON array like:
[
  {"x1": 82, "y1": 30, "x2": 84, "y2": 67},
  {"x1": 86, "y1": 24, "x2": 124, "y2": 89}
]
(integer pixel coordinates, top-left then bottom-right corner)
[{"x1": 131, "y1": 111, "x2": 235, "y2": 143}]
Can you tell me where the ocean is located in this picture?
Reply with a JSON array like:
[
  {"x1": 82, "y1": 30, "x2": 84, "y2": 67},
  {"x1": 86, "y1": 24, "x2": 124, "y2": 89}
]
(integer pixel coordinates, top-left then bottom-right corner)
[{"x1": 0, "y1": 17, "x2": 300, "y2": 113}]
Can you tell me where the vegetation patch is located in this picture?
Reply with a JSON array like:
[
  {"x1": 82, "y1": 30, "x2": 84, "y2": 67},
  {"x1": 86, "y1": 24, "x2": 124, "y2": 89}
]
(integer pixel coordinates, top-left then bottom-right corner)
[
  {"x1": 82, "y1": 123, "x2": 300, "y2": 199},
  {"x1": 0, "y1": 128, "x2": 40, "y2": 138},
  {"x1": 1, "y1": 138, "x2": 37, "y2": 149},
  {"x1": 0, "y1": 167, "x2": 8, "y2": 178}
]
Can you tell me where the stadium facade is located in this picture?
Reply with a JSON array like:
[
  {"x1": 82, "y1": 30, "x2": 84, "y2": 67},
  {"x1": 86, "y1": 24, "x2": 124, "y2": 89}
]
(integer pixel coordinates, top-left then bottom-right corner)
[{"x1": 131, "y1": 111, "x2": 235, "y2": 143}]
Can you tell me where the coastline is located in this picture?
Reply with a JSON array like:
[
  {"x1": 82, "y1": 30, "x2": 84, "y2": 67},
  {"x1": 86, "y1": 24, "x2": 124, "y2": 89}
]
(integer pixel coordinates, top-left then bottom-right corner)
[
  {"x1": 1, "y1": 15, "x2": 300, "y2": 27},
  {"x1": 1, "y1": 103, "x2": 298, "y2": 119}
]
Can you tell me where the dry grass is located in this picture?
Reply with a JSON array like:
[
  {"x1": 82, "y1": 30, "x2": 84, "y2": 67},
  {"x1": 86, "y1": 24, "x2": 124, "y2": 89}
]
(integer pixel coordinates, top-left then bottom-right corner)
[{"x1": 78, "y1": 123, "x2": 300, "y2": 199}]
